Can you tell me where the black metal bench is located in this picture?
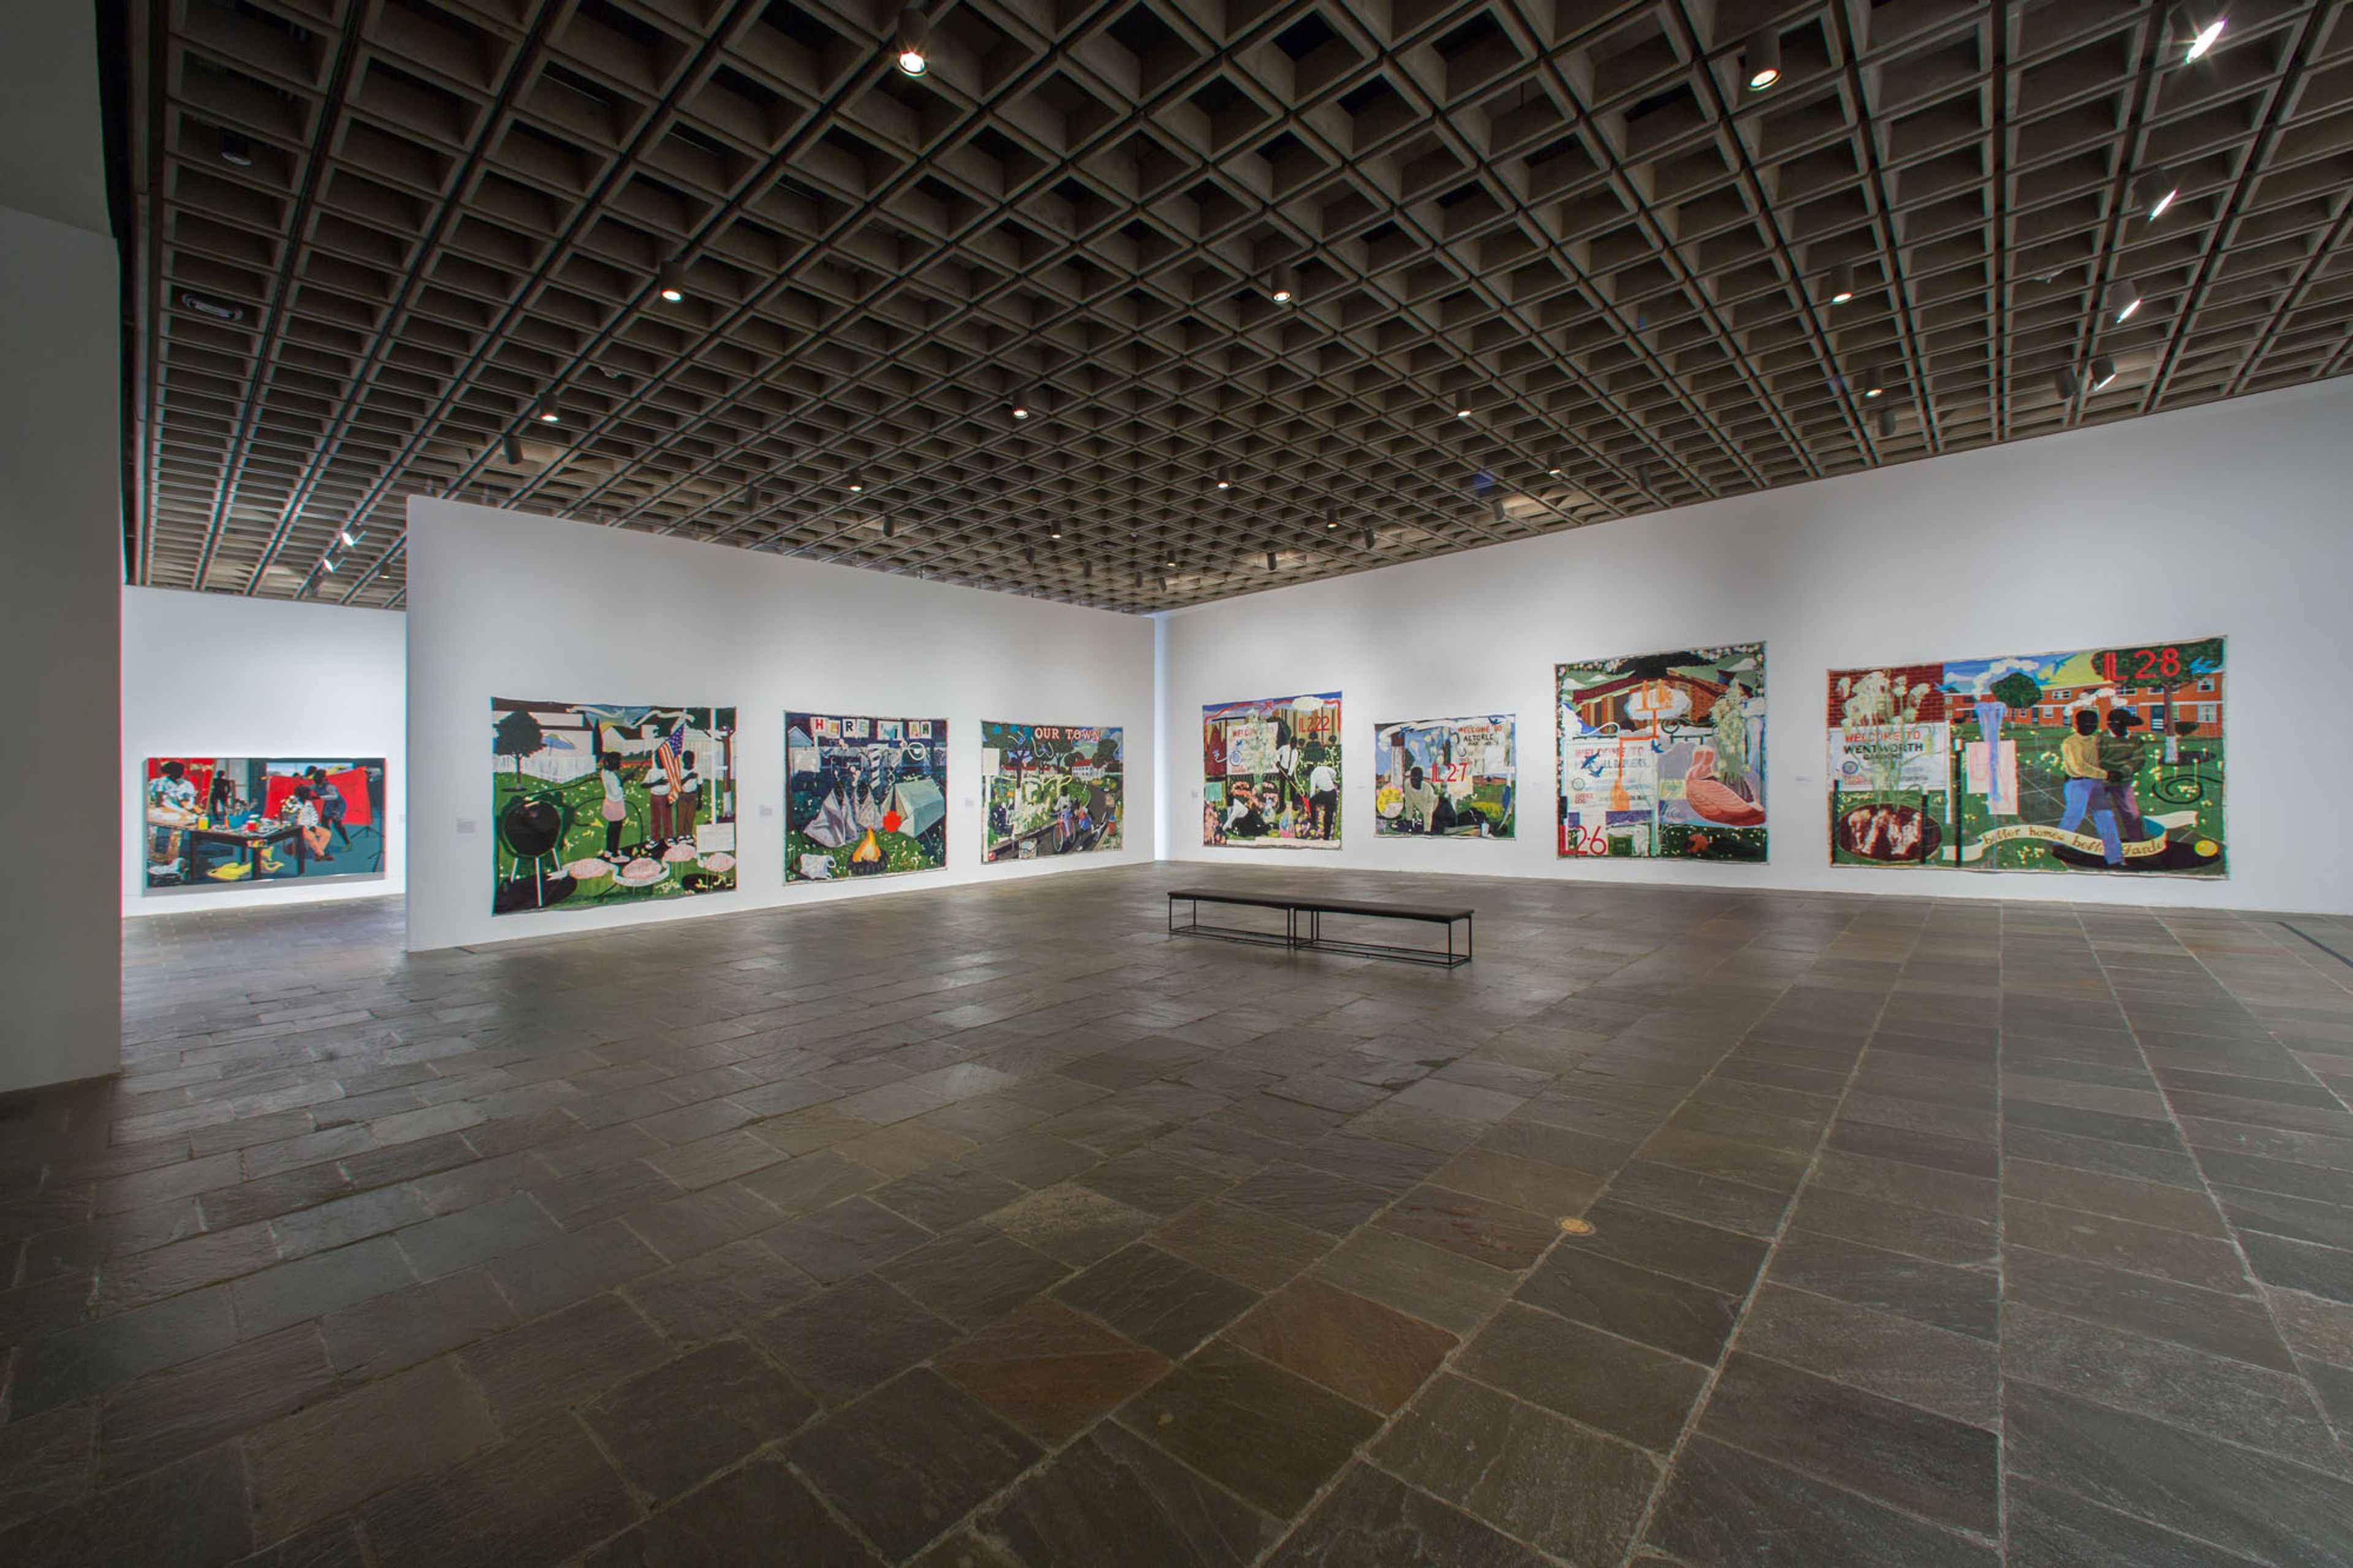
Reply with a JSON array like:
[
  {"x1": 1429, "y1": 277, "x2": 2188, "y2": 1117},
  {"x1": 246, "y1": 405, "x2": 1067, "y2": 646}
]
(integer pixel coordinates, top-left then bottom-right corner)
[{"x1": 1167, "y1": 888, "x2": 1473, "y2": 968}]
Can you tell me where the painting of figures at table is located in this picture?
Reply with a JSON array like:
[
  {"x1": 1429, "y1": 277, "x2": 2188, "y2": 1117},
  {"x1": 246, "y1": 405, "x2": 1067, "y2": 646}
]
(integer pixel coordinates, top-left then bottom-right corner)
[
  {"x1": 1557, "y1": 645, "x2": 1767, "y2": 862},
  {"x1": 489, "y1": 700, "x2": 737, "y2": 915},
  {"x1": 787, "y1": 713, "x2": 949, "y2": 881},
  {"x1": 982, "y1": 722, "x2": 1123, "y2": 863},
  {"x1": 1827, "y1": 638, "x2": 2225, "y2": 876},
  {"x1": 142, "y1": 757, "x2": 387, "y2": 892},
  {"x1": 1203, "y1": 692, "x2": 1341, "y2": 847},
  {"x1": 1374, "y1": 716, "x2": 1515, "y2": 839}
]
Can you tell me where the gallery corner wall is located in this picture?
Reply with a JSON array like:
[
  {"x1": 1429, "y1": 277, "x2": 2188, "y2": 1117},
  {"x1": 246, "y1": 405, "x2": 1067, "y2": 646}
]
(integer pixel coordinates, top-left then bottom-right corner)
[
  {"x1": 1161, "y1": 377, "x2": 2353, "y2": 917},
  {"x1": 403, "y1": 498, "x2": 1157, "y2": 953},
  {"x1": 1, "y1": 0, "x2": 121, "y2": 1091},
  {"x1": 121, "y1": 586, "x2": 409, "y2": 916}
]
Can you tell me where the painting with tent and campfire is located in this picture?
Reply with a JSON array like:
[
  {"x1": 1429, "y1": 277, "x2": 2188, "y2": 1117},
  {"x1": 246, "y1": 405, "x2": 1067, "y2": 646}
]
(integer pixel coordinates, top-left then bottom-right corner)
[
  {"x1": 142, "y1": 757, "x2": 387, "y2": 893},
  {"x1": 1827, "y1": 637, "x2": 2226, "y2": 877},
  {"x1": 1557, "y1": 644, "x2": 1768, "y2": 862},
  {"x1": 787, "y1": 712, "x2": 949, "y2": 881},
  {"x1": 982, "y1": 722, "x2": 1123, "y2": 863},
  {"x1": 489, "y1": 700, "x2": 738, "y2": 915}
]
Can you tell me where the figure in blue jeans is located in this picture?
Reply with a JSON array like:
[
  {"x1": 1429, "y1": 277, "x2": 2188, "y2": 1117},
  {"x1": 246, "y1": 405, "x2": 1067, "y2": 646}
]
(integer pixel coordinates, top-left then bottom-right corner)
[{"x1": 2054, "y1": 710, "x2": 2124, "y2": 865}]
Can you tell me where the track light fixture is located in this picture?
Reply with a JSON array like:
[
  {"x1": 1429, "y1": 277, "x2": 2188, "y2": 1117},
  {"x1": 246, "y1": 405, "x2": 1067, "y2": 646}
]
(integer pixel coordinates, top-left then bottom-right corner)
[
  {"x1": 2105, "y1": 278, "x2": 2143, "y2": 323},
  {"x1": 1265, "y1": 550, "x2": 1279, "y2": 570},
  {"x1": 1360, "y1": 524, "x2": 1375, "y2": 550},
  {"x1": 1862, "y1": 366, "x2": 1886, "y2": 400},
  {"x1": 1876, "y1": 405, "x2": 1898, "y2": 439},
  {"x1": 883, "y1": 516, "x2": 896, "y2": 538},
  {"x1": 1214, "y1": 474, "x2": 1232, "y2": 490},
  {"x1": 657, "y1": 260, "x2": 688, "y2": 303},
  {"x1": 534, "y1": 396, "x2": 561, "y2": 425},
  {"x1": 2131, "y1": 167, "x2": 2179, "y2": 220},
  {"x1": 1744, "y1": 29, "x2": 1783, "y2": 91},
  {"x1": 319, "y1": 556, "x2": 338, "y2": 574},
  {"x1": 1049, "y1": 522, "x2": 1062, "y2": 539},
  {"x1": 219, "y1": 130, "x2": 254, "y2": 167},
  {"x1": 1268, "y1": 265, "x2": 1298, "y2": 305},
  {"x1": 1009, "y1": 388, "x2": 1031, "y2": 419},
  {"x1": 2173, "y1": 4, "x2": 2227, "y2": 61},
  {"x1": 894, "y1": 8, "x2": 931, "y2": 75},
  {"x1": 1324, "y1": 506, "x2": 1339, "y2": 530},
  {"x1": 1825, "y1": 263, "x2": 1856, "y2": 305},
  {"x1": 2089, "y1": 354, "x2": 2119, "y2": 390},
  {"x1": 501, "y1": 432, "x2": 523, "y2": 464},
  {"x1": 847, "y1": 471, "x2": 865, "y2": 492},
  {"x1": 2053, "y1": 365, "x2": 2080, "y2": 402}
]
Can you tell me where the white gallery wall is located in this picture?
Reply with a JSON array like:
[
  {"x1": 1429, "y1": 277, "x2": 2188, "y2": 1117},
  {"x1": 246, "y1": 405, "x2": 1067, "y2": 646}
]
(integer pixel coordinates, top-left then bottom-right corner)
[
  {"x1": 1161, "y1": 379, "x2": 2353, "y2": 916},
  {"x1": 1, "y1": 1, "x2": 121, "y2": 1091},
  {"x1": 406, "y1": 499, "x2": 1156, "y2": 952},
  {"x1": 120, "y1": 587, "x2": 408, "y2": 915}
]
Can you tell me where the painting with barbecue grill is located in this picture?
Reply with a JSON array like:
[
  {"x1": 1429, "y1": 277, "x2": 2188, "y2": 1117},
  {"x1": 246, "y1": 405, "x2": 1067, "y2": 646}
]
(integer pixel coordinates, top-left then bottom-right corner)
[
  {"x1": 1827, "y1": 638, "x2": 2226, "y2": 876},
  {"x1": 1374, "y1": 715, "x2": 1515, "y2": 838},
  {"x1": 1557, "y1": 645, "x2": 1768, "y2": 862},
  {"x1": 787, "y1": 712, "x2": 949, "y2": 881},
  {"x1": 1203, "y1": 692, "x2": 1343, "y2": 847},
  {"x1": 490, "y1": 700, "x2": 737, "y2": 915},
  {"x1": 982, "y1": 722, "x2": 1123, "y2": 863},
  {"x1": 142, "y1": 757, "x2": 388, "y2": 893}
]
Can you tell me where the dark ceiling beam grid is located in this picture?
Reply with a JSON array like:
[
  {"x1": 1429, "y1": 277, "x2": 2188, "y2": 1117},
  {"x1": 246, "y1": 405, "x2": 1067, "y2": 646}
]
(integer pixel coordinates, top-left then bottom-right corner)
[
  {"x1": 259, "y1": 6, "x2": 569, "y2": 596},
  {"x1": 1821, "y1": 0, "x2": 1963, "y2": 464},
  {"x1": 123, "y1": 0, "x2": 2353, "y2": 615},
  {"x1": 513, "y1": 6, "x2": 1542, "y2": 583},
  {"x1": 2139, "y1": 6, "x2": 2338, "y2": 412},
  {"x1": 181, "y1": 9, "x2": 371, "y2": 594},
  {"x1": 324, "y1": 0, "x2": 784, "y2": 604}
]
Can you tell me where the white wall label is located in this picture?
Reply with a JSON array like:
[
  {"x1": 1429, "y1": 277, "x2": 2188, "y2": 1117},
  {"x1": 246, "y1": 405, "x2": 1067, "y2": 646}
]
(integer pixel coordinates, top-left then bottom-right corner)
[
  {"x1": 455, "y1": 818, "x2": 476, "y2": 835},
  {"x1": 758, "y1": 803, "x2": 775, "y2": 817}
]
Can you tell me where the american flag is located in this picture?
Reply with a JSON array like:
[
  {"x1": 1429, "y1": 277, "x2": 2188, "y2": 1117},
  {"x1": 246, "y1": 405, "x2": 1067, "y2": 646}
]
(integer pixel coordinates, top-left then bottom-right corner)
[{"x1": 654, "y1": 721, "x2": 688, "y2": 797}]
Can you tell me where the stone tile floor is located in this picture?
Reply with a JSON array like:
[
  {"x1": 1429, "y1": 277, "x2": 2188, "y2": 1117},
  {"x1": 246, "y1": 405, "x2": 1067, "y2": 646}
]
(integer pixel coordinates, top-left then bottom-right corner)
[{"x1": 5, "y1": 865, "x2": 2353, "y2": 1565}]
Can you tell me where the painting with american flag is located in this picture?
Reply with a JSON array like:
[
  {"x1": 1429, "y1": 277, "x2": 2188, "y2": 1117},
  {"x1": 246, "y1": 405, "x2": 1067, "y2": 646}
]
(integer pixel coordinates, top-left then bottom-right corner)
[{"x1": 488, "y1": 699, "x2": 738, "y2": 917}]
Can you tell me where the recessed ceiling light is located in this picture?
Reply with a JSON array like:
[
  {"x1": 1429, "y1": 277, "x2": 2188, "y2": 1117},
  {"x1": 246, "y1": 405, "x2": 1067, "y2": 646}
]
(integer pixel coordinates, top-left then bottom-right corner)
[
  {"x1": 2131, "y1": 167, "x2": 2178, "y2": 220},
  {"x1": 219, "y1": 130, "x2": 253, "y2": 167},
  {"x1": 657, "y1": 260, "x2": 688, "y2": 303},
  {"x1": 2105, "y1": 278, "x2": 2143, "y2": 323},
  {"x1": 894, "y1": 7, "x2": 931, "y2": 75},
  {"x1": 2089, "y1": 354, "x2": 2119, "y2": 390},
  {"x1": 2175, "y1": 4, "x2": 2227, "y2": 61},
  {"x1": 1214, "y1": 475, "x2": 1232, "y2": 489},
  {"x1": 1744, "y1": 29, "x2": 1783, "y2": 91},
  {"x1": 1825, "y1": 263, "x2": 1856, "y2": 305}
]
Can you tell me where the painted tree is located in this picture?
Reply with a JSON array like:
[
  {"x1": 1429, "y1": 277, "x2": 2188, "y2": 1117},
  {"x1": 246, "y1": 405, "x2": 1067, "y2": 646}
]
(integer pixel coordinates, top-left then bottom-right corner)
[
  {"x1": 493, "y1": 708, "x2": 545, "y2": 778},
  {"x1": 1989, "y1": 670, "x2": 2042, "y2": 713}
]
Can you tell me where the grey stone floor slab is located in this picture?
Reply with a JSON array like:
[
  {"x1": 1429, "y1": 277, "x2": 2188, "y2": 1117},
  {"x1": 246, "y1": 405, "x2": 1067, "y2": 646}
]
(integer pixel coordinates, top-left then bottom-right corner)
[{"x1": 4, "y1": 864, "x2": 2352, "y2": 1563}]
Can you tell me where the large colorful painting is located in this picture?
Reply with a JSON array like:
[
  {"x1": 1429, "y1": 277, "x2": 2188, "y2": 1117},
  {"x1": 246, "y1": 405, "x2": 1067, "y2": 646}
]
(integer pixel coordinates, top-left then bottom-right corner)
[
  {"x1": 1827, "y1": 637, "x2": 2225, "y2": 876},
  {"x1": 1374, "y1": 716, "x2": 1515, "y2": 838},
  {"x1": 1557, "y1": 645, "x2": 1767, "y2": 861},
  {"x1": 982, "y1": 722, "x2": 1123, "y2": 862},
  {"x1": 1203, "y1": 692, "x2": 1342, "y2": 847},
  {"x1": 490, "y1": 700, "x2": 737, "y2": 915},
  {"x1": 787, "y1": 713, "x2": 949, "y2": 880},
  {"x1": 142, "y1": 757, "x2": 387, "y2": 892}
]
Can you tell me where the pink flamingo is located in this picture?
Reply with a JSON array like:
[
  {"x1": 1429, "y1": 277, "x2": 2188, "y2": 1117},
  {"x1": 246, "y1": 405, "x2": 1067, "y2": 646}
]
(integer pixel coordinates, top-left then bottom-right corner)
[{"x1": 1683, "y1": 746, "x2": 1765, "y2": 827}]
